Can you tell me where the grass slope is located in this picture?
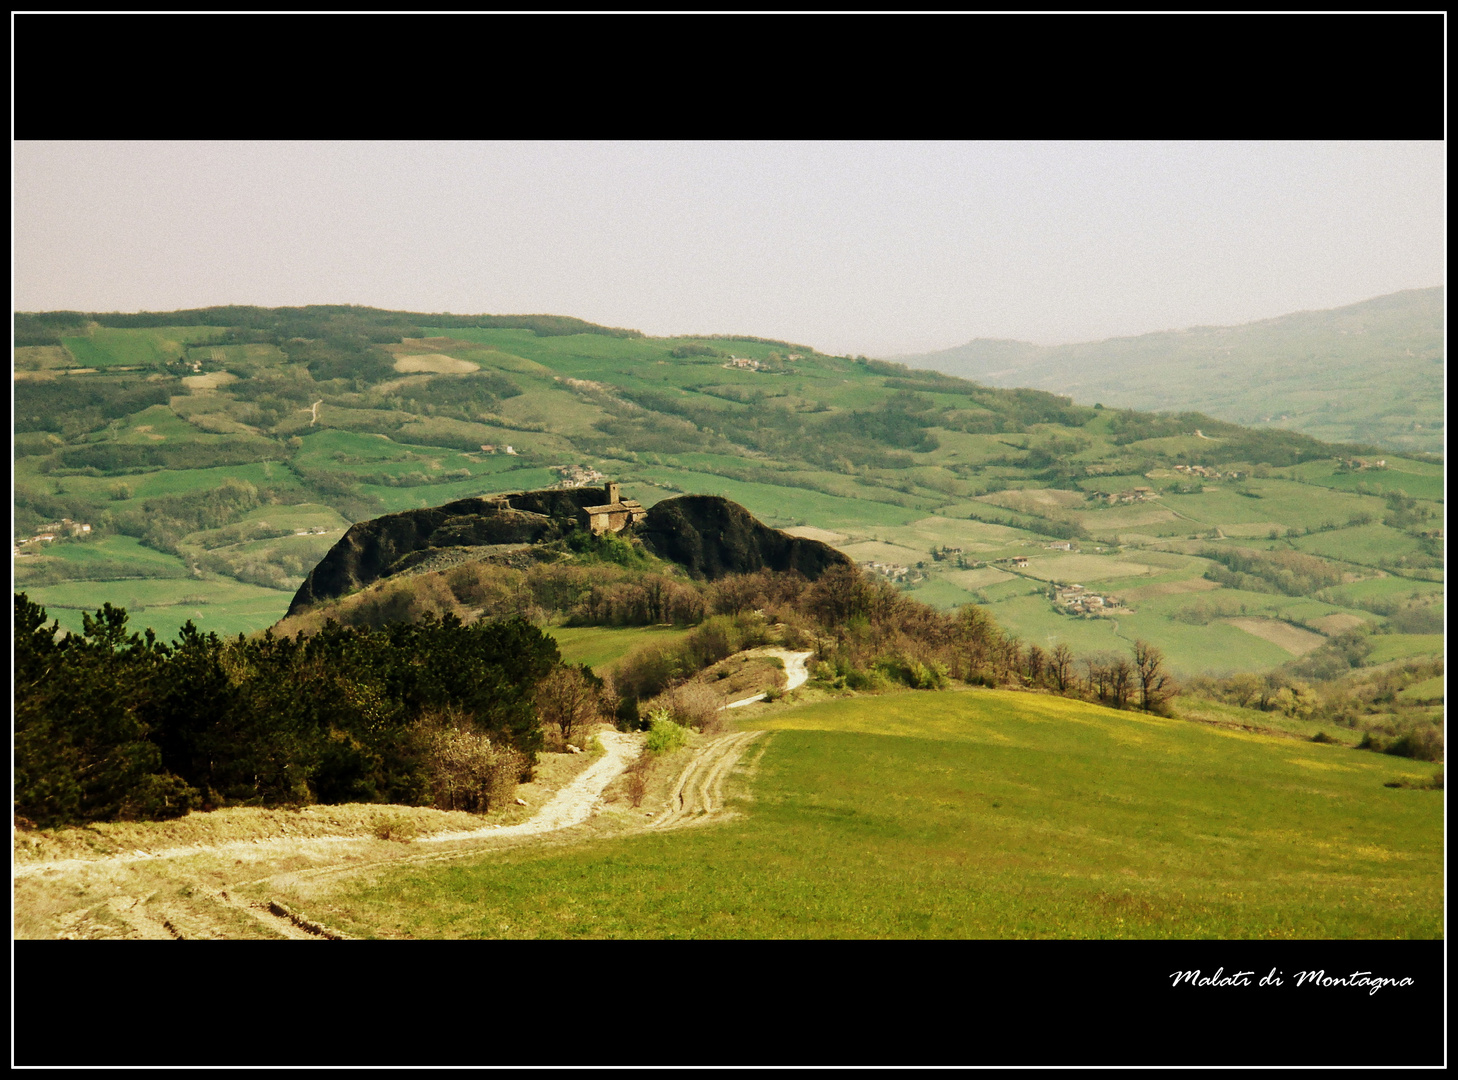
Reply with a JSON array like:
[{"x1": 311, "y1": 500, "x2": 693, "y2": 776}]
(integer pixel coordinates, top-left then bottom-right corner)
[{"x1": 296, "y1": 689, "x2": 1441, "y2": 939}]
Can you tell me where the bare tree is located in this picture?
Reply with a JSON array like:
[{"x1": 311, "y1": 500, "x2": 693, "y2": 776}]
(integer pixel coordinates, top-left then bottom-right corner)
[
  {"x1": 1133, "y1": 640, "x2": 1176, "y2": 713},
  {"x1": 537, "y1": 664, "x2": 600, "y2": 750},
  {"x1": 1108, "y1": 656, "x2": 1135, "y2": 710},
  {"x1": 1025, "y1": 644, "x2": 1047, "y2": 687},
  {"x1": 1049, "y1": 644, "x2": 1075, "y2": 692}
]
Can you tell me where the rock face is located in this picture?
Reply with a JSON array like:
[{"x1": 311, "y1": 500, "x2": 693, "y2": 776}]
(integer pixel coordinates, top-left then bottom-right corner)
[
  {"x1": 636, "y1": 495, "x2": 852, "y2": 581},
  {"x1": 287, "y1": 489, "x2": 604, "y2": 616},
  {"x1": 287, "y1": 489, "x2": 852, "y2": 617}
]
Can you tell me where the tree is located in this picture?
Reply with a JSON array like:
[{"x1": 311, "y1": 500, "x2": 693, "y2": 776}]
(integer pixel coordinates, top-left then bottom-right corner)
[
  {"x1": 1048, "y1": 644, "x2": 1075, "y2": 692},
  {"x1": 537, "y1": 663, "x2": 601, "y2": 750},
  {"x1": 1133, "y1": 640, "x2": 1175, "y2": 714}
]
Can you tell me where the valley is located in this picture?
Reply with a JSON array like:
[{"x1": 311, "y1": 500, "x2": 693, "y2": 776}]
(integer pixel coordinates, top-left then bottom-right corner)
[{"x1": 13, "y1": 305, "x2": 1443, "y2": 683}]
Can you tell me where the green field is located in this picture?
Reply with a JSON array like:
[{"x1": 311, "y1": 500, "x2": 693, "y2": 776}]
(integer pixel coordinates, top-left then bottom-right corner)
[
  {"x1": 37, "y1": 534, "x2": 188, "y2": 569},
  {"x1": 1292, "y1": 524, "x2": 1431, "y2": 565},
  {"x1": 61, "y1": 326, "x2": 227, "y2": 368},
  {"x1": 547, "y1": 624, "x2": 697, "y2": 672},
  {"x1": 26, "y1": 578, "x2": 294, "y2": 641},
  {"x1": 1284, "y1": 458, "x2": 1444, "y2": 503},
  {"x1": 292, "y1": 689, "x2": 1441, "y2": 939},
  {"x1": 1397, "y1": 677, "x2": 1444, "y2": 703},
  {"x1": 1366, "y1": 635, "x2": 1445, "y2": 664},
  {"x1": 360, "y1": 467, "x2": 563, "y2": 512}
]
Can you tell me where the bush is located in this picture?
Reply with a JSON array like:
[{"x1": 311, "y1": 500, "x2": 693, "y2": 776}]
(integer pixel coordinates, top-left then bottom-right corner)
[
  {"x1": 1382, "y1": 726, "x2": 1444, "y2": 763},
  {"x1": 659, "y1": 681, "x2": 723, "y2": 731},
  {"x1": 372, "y1": 812, "x2": 419, "y2": 842},
  {"x1": 644, "y1": 710, "x2": 688, "y2": 755},
  {"x1": 414, "y1": 707, "x2": 526, "y2": 813}
]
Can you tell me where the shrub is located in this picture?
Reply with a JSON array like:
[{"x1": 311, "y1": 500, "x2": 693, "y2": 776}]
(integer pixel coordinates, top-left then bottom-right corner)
[
  {"x1": 415, "y1": 707, "x2": 524, "y2": 813},
  {"x1": 659, "y1": 681, "x2": 723, "y2": 731},
  {"x1": 623, "y1": 755, "x2": 653, "y2": 807},
  {"x1": 372, "y1": 812, "x2": 419, "y2": 842},
  {"x1": 644, "y1": 711, "x2": 688, "y2": 755},
  {"x1": 1383, "y1": 726, "x2": 1444, "y2": 763}
]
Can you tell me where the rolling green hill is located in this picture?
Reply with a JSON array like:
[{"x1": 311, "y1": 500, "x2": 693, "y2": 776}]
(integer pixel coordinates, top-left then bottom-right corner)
[
  {"x1": 13, "y1": 304, "x2": 1443, "y2": 679},
  {"x1": 892, "y1": 288, "x2": 1444, "y2": 456},
  {"x1": 267, "y1": 687, "x2": 1443, "y2": 939}
]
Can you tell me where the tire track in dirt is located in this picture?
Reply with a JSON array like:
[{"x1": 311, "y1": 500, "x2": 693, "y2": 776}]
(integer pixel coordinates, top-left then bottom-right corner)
[{"x1": 649, "y1": 731, "x2": 761, "y2": 829}]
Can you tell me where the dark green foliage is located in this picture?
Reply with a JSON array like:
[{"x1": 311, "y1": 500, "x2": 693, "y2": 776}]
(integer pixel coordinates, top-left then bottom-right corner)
[
  {"x1": 668, "y1": 344, "x2": 727, "y2": 359},
  {"x1": 14, "y1": 593, "x2": 559, "y2": 826},
  {"x1": 105, "y1": 479, "x2": 265, "y2": 555},
  {"x1": 53, "y1": 436, "x2": 289, "y2": 475},
  {"x1": 1200, "y1": 546, "x2": 1347, "y2": 597},
  {"x1": 14, "y1": 310, "x2": 90, "y2": 346},
  {"x1": 287, "y1": 338, "x2": 398, "y2": 384},
  {"x1": 413, "y1": 372, "x2": 523, "y2": 415},
  {"x1": 14, "y1": 595, "x2": 198, "y2": 826},
  {"x1": 469, "y1": 313, "x2": 643, "y2": 338},
  {"x1": 15, "y1": 378, "x2": 176, "y2": 435}
]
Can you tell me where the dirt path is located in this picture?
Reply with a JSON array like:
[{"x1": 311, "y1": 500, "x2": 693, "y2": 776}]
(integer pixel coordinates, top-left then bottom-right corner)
[
  {"x1": 723, "y1": 648, "x2": 814, "y2": 708},
  {"x1": 421, "y1": 729, "x2": 641, "y2": 843},
  {"x1": 17, "y1": 677, "x2": 779, "y2": 938}
]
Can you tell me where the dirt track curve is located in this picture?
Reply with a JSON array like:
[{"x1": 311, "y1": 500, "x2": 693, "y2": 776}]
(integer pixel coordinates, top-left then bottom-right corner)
[{"x1": 723, "y1": 648, "x2": 813, "y2": 709}]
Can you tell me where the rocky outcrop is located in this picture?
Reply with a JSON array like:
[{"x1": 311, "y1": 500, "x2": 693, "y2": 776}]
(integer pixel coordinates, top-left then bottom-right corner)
[
  {"x1": 286, "y1": 490, "x2": 603, "y2": 615},
  {"x1": 288, "y1": 488, "x2": 852, "y2": 616},
  {"x1": 635, "y1": 495, "x2": 851, "y2": 581}
]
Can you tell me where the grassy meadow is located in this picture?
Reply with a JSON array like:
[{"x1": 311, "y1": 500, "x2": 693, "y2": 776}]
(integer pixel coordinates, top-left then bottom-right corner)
[{"x1": 281, "y1": 688, "x2": 1442, "y2": 939}]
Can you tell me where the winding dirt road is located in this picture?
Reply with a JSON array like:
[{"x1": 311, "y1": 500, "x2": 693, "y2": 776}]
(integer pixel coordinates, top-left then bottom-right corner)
[
  {"x1": 18, "y1": 656, "x2": 788, "y2": 939},
  {"x1": 723, "y1": 648, "x2": 814, "y2": 708}
]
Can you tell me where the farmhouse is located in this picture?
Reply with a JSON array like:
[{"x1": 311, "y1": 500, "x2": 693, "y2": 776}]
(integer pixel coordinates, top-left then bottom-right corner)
[{"x1": 583, "y1": 482, "x2": 648, "y2": 536}]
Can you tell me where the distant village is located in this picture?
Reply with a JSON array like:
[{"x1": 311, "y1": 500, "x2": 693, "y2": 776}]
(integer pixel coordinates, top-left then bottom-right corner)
[
  {"x1": 1090, "y1": 486, "x2": 1156, "y2": 505},
  {"x1": 1172, "y1": 464, "x2": 1245, "y2": 481},
  {"x1": 1336, "y1": 457, "x2": 1387, "y2": 472},
  {"x1": 861, "y1": 560, "x2": 926, "y2": 585},
  {"x1": 15, "y1": 518, "x2": 92, "y2": 557},
  {"x1": 551, "y1": 464, "x2": 607, "y2": 489},
  {"x1": 1050, "y1": 583, "x2": 1127, "y2": 617},
  {"x1": 478, "y1": 444, "x2": 518, "y2": 456},
  {"x1": 723, "y1": 353, "x2": 802, "y2": 372}
]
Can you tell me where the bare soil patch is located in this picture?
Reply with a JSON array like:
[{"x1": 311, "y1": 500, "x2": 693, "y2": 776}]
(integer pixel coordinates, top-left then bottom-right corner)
[
  {"x1": 1310, "y1": 612, "x2": 1371, "y2": 635},
  {"x1": 1222, "y1": 617, "x2": 1327, "y2": 656},
  {"x1": 182, "y1": 371, "x2": 239, "y2": 391},
  {"x1": 392, "y1": 354, "x2": 481, "y2": 374},
  {"x1": 1118, "y1": 577, "x2": 1221, "y2": 602},
  {"x1": 781, "y1": 525, "x2": 848, "y2": 545}
]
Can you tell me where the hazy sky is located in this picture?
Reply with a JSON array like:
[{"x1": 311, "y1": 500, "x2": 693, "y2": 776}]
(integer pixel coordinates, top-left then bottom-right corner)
[{"x1": 13, "y1": 141, "x2": 1445, "y2": 356}]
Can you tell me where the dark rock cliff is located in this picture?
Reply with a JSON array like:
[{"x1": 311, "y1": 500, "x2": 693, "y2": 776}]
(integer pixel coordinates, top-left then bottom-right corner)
[
  {"x1": 635, "y1": 495, "x2": 852, "y2": 581},
  {"x1": 287, "y1": 489, "x2": 604, "y2": 616},
  {"x1": 287, "y1": 489, "x2": 852, "y2": 617}
]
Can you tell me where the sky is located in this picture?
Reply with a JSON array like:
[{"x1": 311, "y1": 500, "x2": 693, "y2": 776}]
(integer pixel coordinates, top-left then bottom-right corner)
[{"x1": 12, "y1": 141, "x2": 1445, "y2": 357}]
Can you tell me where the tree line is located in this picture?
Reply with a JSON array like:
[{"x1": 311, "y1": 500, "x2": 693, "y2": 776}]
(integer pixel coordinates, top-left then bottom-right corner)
[{"x1": 14, "y1": 594, "x2": 564, "y2": 828}]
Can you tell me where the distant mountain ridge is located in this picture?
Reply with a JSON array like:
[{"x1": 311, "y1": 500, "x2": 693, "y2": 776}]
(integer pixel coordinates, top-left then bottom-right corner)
[{"x1": 889, "y1": 288, "x2": 1444, "y2": 456}]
